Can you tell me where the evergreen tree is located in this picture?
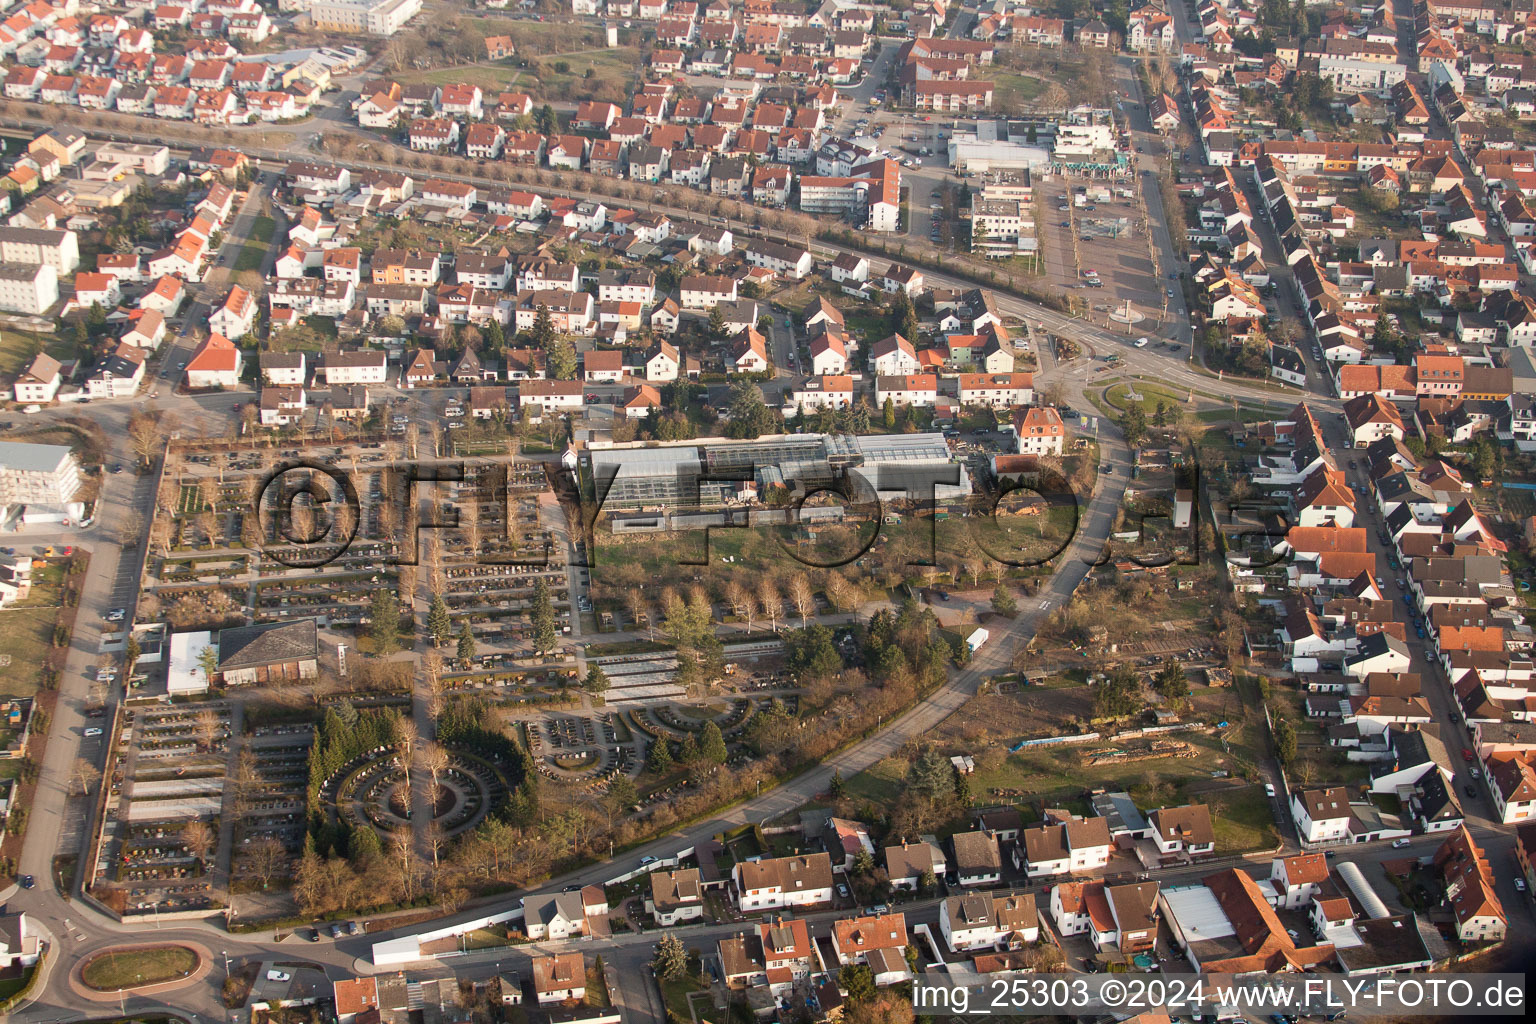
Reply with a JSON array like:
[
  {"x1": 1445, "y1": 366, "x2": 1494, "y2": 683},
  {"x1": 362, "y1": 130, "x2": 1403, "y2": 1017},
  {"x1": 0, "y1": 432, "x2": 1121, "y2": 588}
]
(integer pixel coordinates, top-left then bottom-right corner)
[
  {"x1": 1153, "y1": 657, "x2": 1189, "y2": 700},
  {"x1": 699, "y1": 720, "x2": 728, "y2": 764},
  {"x1": 427, "y1": 594, "x2": 452, "y2": 648},
  {"x1": 456, "y1": 623, "x2": 477, "y2": 666},
  {"x1": 889, "y1": 290, "x2": 918, "y2": 340},
  {"x1": 368, "y1": 590, "x2": 400, "y2": 655},
  {"x1": 536, "y1": 103, "x2": 558, "y2": 136},
  {"x1": 952, "y1": 763, "x2": 972, "y2": 806},
  {"x1": 905, "y1": 746, "x2": 953, "y2": 801},
  {"x1": 992, "y1": 585, "x2": 1017, "y2": 616},
  {"x1": 707, "y1": 304, "x2": 728, "y2": 342},
  {"x1": 1120, "y1": 403, "x2": 1148, "y2": 446},
  {"x1": 829, "y1": 768, "x2": 846, "y2": 800},
  {"x1": 530, "y1": 579, "x2": 558, "y2": 655},
  {"x1": 839, "y1": 964, "x2": 876, "y2": 1005},
  {"x1": 678, "y1": 730, "x2": 700, "y2": 763},
  {"x1": 547, "y1": 336, "x2": 577, "y2": 380},
  {"x1": 724, "y1": 379, "x2": 777, "y2": 439},
  {"x1": 584, "y1": 663, "x2": 610, "y2": 697},
  {"x1": 646, "y1": 736, "x2": 673, "y2": 773},
  {"x1": 1273, "y1": 715, "x2": 1297, "y2": 765},
  {"x1": 481, "y1": 318, "x2": 505, "y2": 354},
  {"x1": 530, "y1": 305, "x2": 556, "y2": 349},
  {"x1": 882, "y1": 396, "x2": 896, "y2": 429},
  {"x1": 1094, "y1": 664, "x2": 1143, "y2": 719},
  {"x1": 652, "y1": 933, "x2": 688, "y2": 981}
]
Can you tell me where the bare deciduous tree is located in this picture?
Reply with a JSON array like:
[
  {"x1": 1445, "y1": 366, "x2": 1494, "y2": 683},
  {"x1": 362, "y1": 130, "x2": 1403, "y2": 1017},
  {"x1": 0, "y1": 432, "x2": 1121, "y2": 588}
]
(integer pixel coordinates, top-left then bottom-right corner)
[
  {"x1": 194, "y1": 708, "x2": 221, "y2": 751},
  {"x1": 182, "y1": 819, "x2": 214, "y2": 862},
  {"x1": 244, "y1": 835, "x2": 286, "y2": 888},
  {"x1": 71, "y1": 756, "x2": 101, "y2": 796},
  {"x1": 789, "y1": 573, "x2": 814, "y2": 625}
]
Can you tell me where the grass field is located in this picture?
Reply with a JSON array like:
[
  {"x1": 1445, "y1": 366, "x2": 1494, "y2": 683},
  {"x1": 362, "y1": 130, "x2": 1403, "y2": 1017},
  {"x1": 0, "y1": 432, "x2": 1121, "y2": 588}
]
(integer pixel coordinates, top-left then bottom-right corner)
[
  {"x1": 232, "y1": 216, "x2": 277, "y2": 273},
  {"x1": 0, "y1": 963, "x2": 36, "y2": 1002},
  {"x1": 397, "y1": 63, "x2": 527, "y2": 91},
  {"x1": 0, "y1": 329, "x2": 75, "y2": 378},
  {"x1": 80, "y1": 946, "x2": 199, "y2": 991},
  {"x1": 0, "y1": 569, "x2": 63, "y2": 699},
  {"x1": 992, "y1": 71, "x2": 1047, "y2": 111}
]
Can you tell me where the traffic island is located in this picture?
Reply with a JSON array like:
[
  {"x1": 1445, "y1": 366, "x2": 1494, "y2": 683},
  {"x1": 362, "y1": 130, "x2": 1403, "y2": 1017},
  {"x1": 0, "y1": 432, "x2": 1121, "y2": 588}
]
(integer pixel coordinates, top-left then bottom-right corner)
[{"x1": 73, "y1": 943, "x2": 209, "y2": 1000}]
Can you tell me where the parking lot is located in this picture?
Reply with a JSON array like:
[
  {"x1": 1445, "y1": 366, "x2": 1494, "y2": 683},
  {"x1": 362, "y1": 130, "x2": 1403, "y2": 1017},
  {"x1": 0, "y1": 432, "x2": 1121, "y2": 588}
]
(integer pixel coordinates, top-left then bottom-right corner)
[{"x1": 1035, "y1": 174, "x2": 1169, "y2": 322}]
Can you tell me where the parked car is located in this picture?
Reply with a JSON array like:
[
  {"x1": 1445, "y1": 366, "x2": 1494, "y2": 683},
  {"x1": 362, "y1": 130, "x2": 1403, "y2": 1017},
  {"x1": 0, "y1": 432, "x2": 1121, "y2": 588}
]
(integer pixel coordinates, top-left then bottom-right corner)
[
  {"x1": 84, "y1": 727, "x2": 103, "y2": 737},
  {"x1": 836, "y1": 882, "x2": 850, "y2": 899},
  {"x1": 1465, "y1": 785, "x2": 1477, "y2": 798},
  {"x1": 1264, "y1": 783, "x2": 1276, "y2": 798},
  {"x1": 19, "y1": 875, "x2": 33, "y2": 889},
  {"x1": 1516, "y1": 877, "x2": 1527, "y2": 893},
  {"x1": 639, "y1": 855, "x2": 658, "y2": 866},
  {"x1": 1392, "y1": 838, "x2": 1411, "y2": 849},
  {"x1": 1463, "y1": 748, "x2": 1475, "y2": 761}
]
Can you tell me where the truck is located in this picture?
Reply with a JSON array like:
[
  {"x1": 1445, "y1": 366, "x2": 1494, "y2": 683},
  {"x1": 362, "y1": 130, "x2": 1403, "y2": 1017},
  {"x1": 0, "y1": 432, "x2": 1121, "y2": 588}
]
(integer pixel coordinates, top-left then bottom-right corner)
[{"x1": 966, "y1": 628, "x2": 990, "y2": 653}]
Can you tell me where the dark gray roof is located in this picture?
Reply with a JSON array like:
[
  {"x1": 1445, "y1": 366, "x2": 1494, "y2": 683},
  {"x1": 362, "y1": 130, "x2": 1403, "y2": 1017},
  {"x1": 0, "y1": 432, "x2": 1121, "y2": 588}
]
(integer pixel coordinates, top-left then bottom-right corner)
[{"x1": 217, "y1": 618, "x2": 319, "y2": 671}]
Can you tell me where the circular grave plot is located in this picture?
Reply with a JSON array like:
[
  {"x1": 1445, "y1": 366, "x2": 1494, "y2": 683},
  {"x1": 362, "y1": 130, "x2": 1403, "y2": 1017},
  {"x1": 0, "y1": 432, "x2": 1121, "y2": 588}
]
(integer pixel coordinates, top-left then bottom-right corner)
[{"x1": 330, "y1": 748, "x2": 507, "y2": 840}]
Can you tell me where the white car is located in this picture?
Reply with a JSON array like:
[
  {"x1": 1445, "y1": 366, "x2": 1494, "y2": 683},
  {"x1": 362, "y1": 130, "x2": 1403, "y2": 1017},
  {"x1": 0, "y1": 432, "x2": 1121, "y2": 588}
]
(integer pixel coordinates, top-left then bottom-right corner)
[
  {"x1": 1134, "y1": 337, "x2": 1149, "y2": 348},
  {"x1": 1391, "y1": 838, "x2": 1411, "y2": 849},
  {"x1": 1264, "y1": 783, "x2": 1276, "y2": 798},
  {"x1": 84, "y1": 727, "x2": 103, "y2": 737}
]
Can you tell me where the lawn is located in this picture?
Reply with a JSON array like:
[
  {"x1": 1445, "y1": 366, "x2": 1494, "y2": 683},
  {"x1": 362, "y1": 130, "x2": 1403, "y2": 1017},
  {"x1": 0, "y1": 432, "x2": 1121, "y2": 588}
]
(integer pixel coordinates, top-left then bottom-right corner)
[
  {"x1": 232, "y1": 216, "x2": 277, "y2": 273},
  {"x1": 0, "y1": 328, "x2": 76, "y2": 378},
  {"x1": 0, "y1": 963, "x2": 36, "y2": 1002},
  {"x1": 586, "y1": 963, "x2": 611, "y2": 1009},
  {"x1": 1105, "y1": 381, "x2": 1191, "y2": 416},
  {"x1": 526, "y1": 48, "x2": 641, "y2": 105},
  {"x1": 0, "y1": 571, "x2": 63, "y2": 699},
  {"x1": 398, "y1": 64, "x2": 528, "y2": 92},
  {"x1": 80, "y1": 946, "x2": 199, "y2": 991},
  {"x1": 659, "y1": 971, "x2": 710, "y2": 1024},
  {"x1": 992, "y1": 71, "x2": 1047, "y2": 111},
  {"x1": 1203, "y1": 785, "x2": 1280, "y2": 852}
]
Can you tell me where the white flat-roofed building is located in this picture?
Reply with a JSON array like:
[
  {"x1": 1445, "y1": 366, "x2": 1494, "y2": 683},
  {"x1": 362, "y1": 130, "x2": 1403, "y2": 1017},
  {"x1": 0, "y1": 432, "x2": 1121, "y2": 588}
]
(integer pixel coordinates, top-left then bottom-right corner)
[
  {"x1": 94, "y1": 142, "x2": 170, "y2": 175},
  {"x1": 1316, "y1": 56, "x2": 1406, "y2": 95},
  {"x1": 168, "y1": 630, "x2": 215, "y2": 695},
  {"x1": 0, "y1": 440, "x2": 82, "y2": 507},
  {"x1": 970, "y1": 197, "x2": 1030, "y2": 253},
  {"x1": 0, "y1": 262, "x2": 58, "y2": 314},
  {"x1": 307, "y1": 0, "x2": 422, "y2": 36}
]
